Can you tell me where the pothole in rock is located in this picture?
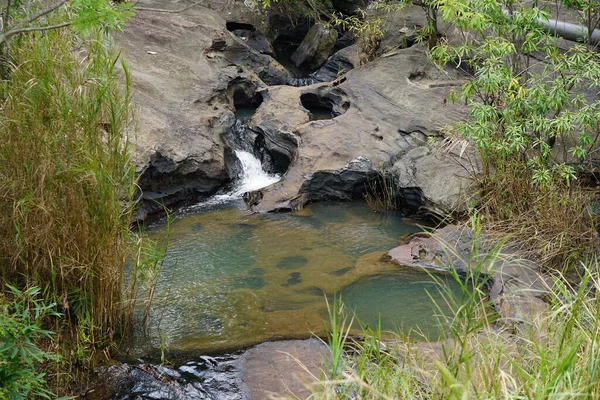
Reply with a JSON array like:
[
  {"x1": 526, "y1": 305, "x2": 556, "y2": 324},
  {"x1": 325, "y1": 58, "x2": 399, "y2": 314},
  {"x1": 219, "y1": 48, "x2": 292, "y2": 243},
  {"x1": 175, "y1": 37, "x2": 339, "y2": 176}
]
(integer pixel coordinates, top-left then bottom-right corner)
[
  {"x1": 233, "y1": 88, "x2": 264, "y2": 122},
  {"x1": 226, "y1": 21, "x2": 255, "y2": 34},
  {"x1": 300, "y1": 92, "x2": 348, "y2": 120}
]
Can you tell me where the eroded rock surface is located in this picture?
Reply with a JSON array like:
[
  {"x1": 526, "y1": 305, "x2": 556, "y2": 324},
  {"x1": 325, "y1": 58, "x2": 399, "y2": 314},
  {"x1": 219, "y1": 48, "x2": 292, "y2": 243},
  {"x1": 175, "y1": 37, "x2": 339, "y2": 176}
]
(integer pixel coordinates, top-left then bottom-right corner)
[
  {"x1": 119, "y1": 1, "x2": 479, "y2": 218},
  {"x1": 250, "y1": 44, "x2": 477, "y2": 214}
]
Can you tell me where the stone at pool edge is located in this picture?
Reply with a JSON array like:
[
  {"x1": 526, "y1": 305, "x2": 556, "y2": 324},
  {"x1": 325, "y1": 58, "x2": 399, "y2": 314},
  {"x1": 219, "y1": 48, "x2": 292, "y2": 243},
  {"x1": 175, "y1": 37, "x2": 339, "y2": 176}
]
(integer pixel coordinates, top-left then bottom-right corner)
[
  {"x1": 385, "y1": 225, "x2": 550, "y2": 329},
  {"x1": 241, "y1": 339, "x2": 329, "y2": 400},
  {"x1": 91, "y1": 340, "x2": 328, "y2": 400}
]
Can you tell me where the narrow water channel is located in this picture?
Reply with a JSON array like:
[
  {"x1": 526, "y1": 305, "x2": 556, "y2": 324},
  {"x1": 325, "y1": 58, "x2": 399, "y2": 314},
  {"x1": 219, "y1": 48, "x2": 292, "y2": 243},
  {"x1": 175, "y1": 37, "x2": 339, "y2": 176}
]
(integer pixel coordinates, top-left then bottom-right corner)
[{"x1": 132, "y1": 199, "x2": 461, "y2": 356}]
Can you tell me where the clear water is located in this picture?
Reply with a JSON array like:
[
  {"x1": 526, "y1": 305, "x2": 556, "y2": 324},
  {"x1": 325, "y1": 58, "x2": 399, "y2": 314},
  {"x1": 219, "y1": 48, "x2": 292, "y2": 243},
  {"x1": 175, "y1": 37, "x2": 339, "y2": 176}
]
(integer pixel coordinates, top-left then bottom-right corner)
[{"x1": 134, "y1": 201, "x2": 460, "y2": 355}]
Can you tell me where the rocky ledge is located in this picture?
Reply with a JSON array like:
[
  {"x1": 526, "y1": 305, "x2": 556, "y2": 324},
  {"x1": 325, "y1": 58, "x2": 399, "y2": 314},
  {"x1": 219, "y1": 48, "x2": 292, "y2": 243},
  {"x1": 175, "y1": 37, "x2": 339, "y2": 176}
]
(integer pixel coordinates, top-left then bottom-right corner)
[
  {"x1": 117, "y1": 0, "x2": 480, "y2": 220},
  {"x1": 87, "y1": 339, "x2": 328, "y2": 400}
]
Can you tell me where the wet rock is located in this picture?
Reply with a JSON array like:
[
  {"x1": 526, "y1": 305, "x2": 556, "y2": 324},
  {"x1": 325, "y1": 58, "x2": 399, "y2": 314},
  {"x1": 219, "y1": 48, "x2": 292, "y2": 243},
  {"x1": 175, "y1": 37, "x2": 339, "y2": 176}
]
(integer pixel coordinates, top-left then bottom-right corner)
[
  {"x1": 90, "y1": 340, "x2": 327, "y2": 400},
  {"x1": 291, "y1": 23, "x2": 339, "y2": 70},
  {"x1": 92, "y1": 357, "x2": 244, "y2": 400}
]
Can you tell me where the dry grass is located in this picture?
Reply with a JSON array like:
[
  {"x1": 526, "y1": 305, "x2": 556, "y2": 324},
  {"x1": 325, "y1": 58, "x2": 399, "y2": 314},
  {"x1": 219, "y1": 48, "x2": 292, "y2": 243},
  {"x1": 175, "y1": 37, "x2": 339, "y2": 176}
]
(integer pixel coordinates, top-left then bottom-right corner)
[
  {"x1": 477, "y1": 163, "x2": 597, "y2": 271},
  {"x1": 0, "y1": 26, "x2": 136, "y2": 347}
]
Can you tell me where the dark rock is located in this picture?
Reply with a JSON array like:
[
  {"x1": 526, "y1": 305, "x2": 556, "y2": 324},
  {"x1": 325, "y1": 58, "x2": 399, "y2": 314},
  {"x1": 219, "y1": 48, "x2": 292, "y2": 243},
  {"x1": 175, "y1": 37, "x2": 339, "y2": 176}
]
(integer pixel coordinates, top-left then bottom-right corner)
[
  {"x1": 91, "y1": 355, "x2": 245, "y2": 400},
  {"x1": 331, "y1": 0, "x2": 368, "y2": 14},
  {"x1": 287, "y1": 272, "x2": 302, "y2": 286},
  {"x1": 299, "y1": 156, "x2": 377, "y2": 202},
  {"x1": 313, "y1": 44, "x2": 360, "y2": 82},
  {"x1": 291, "y1": 23, "x2": 339, "y2": 70},
  {"x1": 330, "y1": 266, "x2": 353, "y2": 276}
]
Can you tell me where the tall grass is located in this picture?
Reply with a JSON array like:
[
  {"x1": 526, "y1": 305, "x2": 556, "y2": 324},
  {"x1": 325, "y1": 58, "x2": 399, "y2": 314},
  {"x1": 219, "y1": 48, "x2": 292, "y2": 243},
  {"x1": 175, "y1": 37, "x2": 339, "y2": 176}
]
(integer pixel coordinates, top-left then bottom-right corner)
[
  {"x1": 317, "y1": 234, "x2": 600, "y2": 399},
  {"x1": 0, "y1": 23, "x2": 136, "y2": 347}
]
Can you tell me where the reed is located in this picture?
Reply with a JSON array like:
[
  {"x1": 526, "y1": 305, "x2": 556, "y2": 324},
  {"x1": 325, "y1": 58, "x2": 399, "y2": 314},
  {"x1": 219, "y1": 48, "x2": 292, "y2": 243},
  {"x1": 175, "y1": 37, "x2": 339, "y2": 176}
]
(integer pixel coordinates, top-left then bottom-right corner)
[{"x1": 0, "y1": 24, "x2": 136, "y2": 347}]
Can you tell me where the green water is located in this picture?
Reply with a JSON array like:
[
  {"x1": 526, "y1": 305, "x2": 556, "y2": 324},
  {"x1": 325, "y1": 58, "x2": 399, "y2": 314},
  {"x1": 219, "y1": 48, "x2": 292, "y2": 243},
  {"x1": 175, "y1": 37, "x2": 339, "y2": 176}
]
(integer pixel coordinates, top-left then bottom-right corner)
[{"x1": 136, "y1": 200, "x2": 459, "y2": 354}]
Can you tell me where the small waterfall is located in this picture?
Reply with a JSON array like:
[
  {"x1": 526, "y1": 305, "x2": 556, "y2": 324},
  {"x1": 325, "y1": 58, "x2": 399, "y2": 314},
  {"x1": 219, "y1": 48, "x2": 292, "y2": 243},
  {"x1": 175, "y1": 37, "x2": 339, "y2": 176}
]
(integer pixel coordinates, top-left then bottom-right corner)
[
  {"x1": 232, "y1": 150, "x2": 280, "y2": 195},
  {"x1": 189, "y1": 150, "x2": 279, "y2": 209}
]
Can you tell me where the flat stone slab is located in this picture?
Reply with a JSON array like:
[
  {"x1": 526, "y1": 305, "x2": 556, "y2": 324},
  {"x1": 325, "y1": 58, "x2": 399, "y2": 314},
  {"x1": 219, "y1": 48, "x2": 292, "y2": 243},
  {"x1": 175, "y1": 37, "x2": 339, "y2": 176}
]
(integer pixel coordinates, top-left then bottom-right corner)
[{"x1": 240, "y1": 339, "x2": 329, "y2": 399}]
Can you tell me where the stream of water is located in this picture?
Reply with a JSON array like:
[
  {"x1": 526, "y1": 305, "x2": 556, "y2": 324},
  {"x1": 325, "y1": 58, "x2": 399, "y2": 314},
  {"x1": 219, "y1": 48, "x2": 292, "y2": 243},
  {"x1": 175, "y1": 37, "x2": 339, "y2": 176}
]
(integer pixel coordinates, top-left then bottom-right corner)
[{"x1": 130, "y1": 151, "x2": 462, "y2": 359}]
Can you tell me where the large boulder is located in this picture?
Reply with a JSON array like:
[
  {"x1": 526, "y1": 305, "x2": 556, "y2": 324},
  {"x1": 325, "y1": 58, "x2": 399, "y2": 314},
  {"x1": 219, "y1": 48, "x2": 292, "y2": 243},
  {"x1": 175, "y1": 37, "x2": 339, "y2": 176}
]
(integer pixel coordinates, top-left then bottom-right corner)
[
  {"x1": 116, "y1": 2, "x2": 247, "y2": 217},
  {"x1": 250, "y1": 44, "x2": 478, "y2": 215},
  {"x1": 390, "y1": 146, "x2": 479, "y2": 215},
  {"x1": 291, "y1": 23, "x2": 338, "y2": 70}
]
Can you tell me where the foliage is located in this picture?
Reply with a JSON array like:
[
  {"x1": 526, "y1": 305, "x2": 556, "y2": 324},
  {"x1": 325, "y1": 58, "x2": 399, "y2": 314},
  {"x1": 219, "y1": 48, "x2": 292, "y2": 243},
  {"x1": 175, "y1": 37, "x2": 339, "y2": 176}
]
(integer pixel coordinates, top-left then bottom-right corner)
[
  {"x1": 428, "y1": 0, "x2": 600, "y2": 265},
  {"x1": 255, "y1": 0, "x2": 333, "y2": 23},
  {"x1": 560, "y1": 0, "x2": 600, "y2": 48},
  {"x1": 0, "y1": 6, "x2": 166, "y2": 359},
  {"x1": 363, "y1": 171, "x2": 400, "y2": 211},
  {"x1": 0, "y1": 0, "x2": 134, "y2": 45},
  {"x1": 0, "y1": 286, "x2": 61, "y2": 400},
  {"x1": 329, "y1": 9, "x2": 387, "y2": 62}
]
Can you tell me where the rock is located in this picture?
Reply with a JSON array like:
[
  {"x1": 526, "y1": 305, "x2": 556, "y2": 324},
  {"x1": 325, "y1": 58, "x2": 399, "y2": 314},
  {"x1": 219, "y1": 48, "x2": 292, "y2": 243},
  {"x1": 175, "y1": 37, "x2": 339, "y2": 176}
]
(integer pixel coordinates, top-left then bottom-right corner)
[
  {"x1": 116, "y1": 1, "x2": 253, "y2": 218},
  {"x1": 291, "y1": 23, "x2": 339, "y2": 70},
  {"x1": 250, "y1": 44, "x2": 475, "y2": 214},
  {"x1": 299, "y1": 156, "x2": 378, "y2": 202},
  {"x1": 88, "y1": 340, "x2": 327, "y2": 400},
  {"x1": 250, "y1": 86, "x2": 309, "y2": 174},
  {"x1": 386, "y1": 225, "x2": 550, "y2": 328},
  {"x1": 331, "y1": 0, "x2": 368, "y2": 14},
  {"x1": 389, "y1": 146, "x2": 480, "y2": 215},
  {"x1": 89, "y1": 355, "x2": 244, "y2": 400},
  {"x1": 313, "y1": 44, "x2": 361, "y2": 82},
  {"x1": 240, "y1": 339, "x2": 329, "y2": 399}
]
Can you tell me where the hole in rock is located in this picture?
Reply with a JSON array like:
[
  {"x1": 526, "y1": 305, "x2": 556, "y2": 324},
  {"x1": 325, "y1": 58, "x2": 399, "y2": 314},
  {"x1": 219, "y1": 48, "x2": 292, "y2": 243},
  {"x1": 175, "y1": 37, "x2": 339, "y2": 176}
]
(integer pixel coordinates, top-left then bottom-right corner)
[
  {"x1": 301, "y1": 92, "x2": 347, "y2": 120},
  {"x1": 233, "y1": 89, "x2": 263, "y2": 121},
  {"x1": 226, "y1": 22, "x2": 256, "y2": 33},
  {"x1": 272, "y1": 32, "x2": 313, "y2": 78}
]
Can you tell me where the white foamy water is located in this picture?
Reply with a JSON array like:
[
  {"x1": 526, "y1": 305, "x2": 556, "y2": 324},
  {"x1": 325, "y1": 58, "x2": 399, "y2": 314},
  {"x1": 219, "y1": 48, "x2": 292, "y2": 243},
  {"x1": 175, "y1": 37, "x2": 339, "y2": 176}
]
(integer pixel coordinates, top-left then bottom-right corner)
[
  {"x1": 188, "y1": 150, "x2": 280, "y2": 210},
  {"x1": 233, "y1": 150, "x2": 280, "y2": 195}
]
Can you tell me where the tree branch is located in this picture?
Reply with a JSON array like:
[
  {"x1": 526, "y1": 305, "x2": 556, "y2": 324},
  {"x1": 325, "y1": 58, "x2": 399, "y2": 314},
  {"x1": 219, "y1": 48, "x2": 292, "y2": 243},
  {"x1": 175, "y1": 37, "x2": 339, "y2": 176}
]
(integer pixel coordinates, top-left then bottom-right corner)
[
  {"x1": 0, "y1": 0, "x2": 68, "y2": 44},
  {"x1": 10, "y1": 21, "x2": 71, "y2": 34}
]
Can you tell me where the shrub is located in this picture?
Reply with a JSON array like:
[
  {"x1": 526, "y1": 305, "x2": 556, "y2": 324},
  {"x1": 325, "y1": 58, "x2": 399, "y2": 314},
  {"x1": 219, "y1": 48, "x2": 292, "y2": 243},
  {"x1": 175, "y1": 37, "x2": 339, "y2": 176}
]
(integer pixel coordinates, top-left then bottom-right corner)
[{"x1": 0, "y1": 286, "x2": 61, "y2": 400}]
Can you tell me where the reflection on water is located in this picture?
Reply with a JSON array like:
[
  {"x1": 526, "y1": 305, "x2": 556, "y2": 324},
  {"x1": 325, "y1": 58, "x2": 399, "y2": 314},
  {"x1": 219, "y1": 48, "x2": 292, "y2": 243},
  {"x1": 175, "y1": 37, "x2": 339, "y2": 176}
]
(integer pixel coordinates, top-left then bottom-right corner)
[{"x1": 133, "y1": 200, "x2": 456, "y2": 355}]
